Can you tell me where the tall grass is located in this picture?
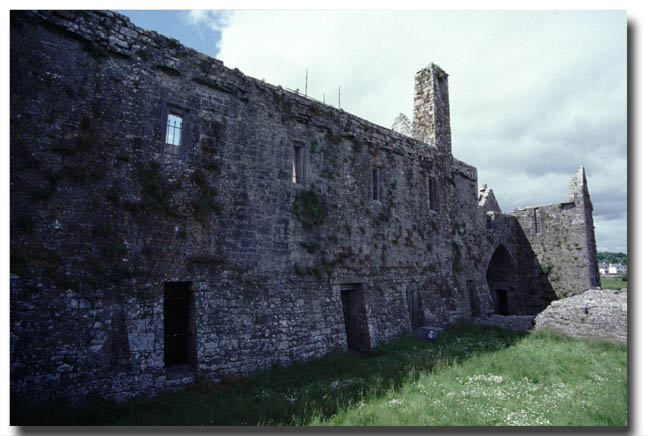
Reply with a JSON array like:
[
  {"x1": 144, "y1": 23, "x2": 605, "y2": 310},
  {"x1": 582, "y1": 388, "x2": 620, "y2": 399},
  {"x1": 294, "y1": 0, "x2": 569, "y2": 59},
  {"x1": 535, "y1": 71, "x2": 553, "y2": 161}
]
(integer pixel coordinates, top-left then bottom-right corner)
[{"x1": 12, "y1": 324, "x2": 626, "y2": 426}]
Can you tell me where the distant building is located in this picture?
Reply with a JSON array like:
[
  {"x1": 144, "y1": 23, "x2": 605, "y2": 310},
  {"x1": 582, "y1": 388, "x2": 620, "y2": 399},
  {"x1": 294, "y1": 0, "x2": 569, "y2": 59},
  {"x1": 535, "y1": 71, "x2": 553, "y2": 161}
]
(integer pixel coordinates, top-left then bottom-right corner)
[
  {"x1": 599, "y1": 262, "x2": 609, "y2": 275},
  {"x1": 608, "y1": 264, "x2": 627, "y2": 274}
]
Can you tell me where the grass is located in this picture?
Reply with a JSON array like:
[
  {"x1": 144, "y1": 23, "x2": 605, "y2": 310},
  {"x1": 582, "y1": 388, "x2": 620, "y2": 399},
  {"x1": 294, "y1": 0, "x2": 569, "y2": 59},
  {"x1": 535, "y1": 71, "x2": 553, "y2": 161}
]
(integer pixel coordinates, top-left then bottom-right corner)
[
  {"x1": 600, "y1": 275, "x2": 627, "y2": 290},
  {"x1": 318, "y1": 330, "x2": 626, "y2": 426},
  {"x1": 12, "y1": 324, "x2": 626, "y2": 426}
]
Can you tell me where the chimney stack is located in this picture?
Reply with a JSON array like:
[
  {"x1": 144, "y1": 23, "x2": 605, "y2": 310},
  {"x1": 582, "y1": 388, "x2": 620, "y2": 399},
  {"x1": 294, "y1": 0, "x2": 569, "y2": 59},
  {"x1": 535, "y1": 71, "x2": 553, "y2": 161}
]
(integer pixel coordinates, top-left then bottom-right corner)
[{"x1": 412, "y1": 63, "x2": 452, "y2": 155}]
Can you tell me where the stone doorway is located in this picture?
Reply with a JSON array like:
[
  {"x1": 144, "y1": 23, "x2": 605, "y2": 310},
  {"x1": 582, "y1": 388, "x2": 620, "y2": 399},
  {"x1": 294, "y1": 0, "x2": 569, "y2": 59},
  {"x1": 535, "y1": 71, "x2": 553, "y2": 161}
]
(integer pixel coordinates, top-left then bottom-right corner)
[
  {"x1": 340, "y1": 283, "x2": 371, "y2": 352},
  {"x1": 406, "y1": 288, "x2": 422, "y2": 329},
  {"x1": 163, "y1": 282, "x2": 196, "y2": 368},
  {"x1": 486, "y1": 245, "x2": 517, "y2": 315},
  {"x1": 495, "y1": 289, "x2": 508, "y2": 315}
]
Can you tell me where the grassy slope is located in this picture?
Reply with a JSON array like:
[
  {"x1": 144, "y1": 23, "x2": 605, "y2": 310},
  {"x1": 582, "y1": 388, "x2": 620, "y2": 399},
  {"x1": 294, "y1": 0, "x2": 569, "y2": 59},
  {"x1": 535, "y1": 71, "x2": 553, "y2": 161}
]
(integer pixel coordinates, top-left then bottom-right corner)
[
  {"x1": 318, "y1": 330, "x2": 626, "y2": 426},
  {"x1": 12, "y1": 325, "x2": 626, "y2": 426},
  {"x1": 600, "y1": 275, "x2": 627, "y2": 290}
]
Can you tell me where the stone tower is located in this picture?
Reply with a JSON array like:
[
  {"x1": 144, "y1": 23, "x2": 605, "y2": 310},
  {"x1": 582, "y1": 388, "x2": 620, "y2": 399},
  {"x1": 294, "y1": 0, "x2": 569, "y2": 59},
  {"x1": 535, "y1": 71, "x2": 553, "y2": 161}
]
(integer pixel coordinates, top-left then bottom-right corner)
[{"x1": 412, "y1": 63, "x2": 452, "y2": 155}]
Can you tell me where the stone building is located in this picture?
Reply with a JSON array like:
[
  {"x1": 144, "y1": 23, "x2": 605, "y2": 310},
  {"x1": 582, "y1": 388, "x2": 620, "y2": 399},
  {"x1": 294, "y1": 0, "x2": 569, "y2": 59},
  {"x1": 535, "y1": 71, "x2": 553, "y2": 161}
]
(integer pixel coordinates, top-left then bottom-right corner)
[
  {"x1": 10, "y1": 10, "x2": 599, "y2": 406},
  {"x1": 508, "y1": 167, "x2": 601, "y2": 298}
]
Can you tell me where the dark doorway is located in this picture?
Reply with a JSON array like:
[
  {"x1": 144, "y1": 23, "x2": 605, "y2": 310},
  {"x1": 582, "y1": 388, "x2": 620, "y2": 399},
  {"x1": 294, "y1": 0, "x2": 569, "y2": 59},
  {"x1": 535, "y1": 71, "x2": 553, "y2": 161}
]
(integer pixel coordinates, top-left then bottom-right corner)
[
  {"x1": 486, "y1": 245, "x2": 517, "y2": 315},
  {"x1": 406, "y1": 288, "x2": 422, "y2": 329},
  {"x1": 466, "y1": 280, "x2": 481, "y2": 316},
  {"x1": 340, "y1": 283, "x2": 371, "y2": 352},
  {"x1": 495, "y1": 289, "x2": 508, "y2": 315},
  {"x1": 164, "y1": 282, "x2": 196, "y2": 368}
]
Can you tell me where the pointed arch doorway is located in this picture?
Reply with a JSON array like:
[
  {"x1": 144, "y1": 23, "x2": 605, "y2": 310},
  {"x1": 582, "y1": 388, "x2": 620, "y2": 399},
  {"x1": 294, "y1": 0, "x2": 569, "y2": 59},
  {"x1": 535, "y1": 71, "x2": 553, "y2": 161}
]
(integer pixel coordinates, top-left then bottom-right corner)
[{"x1": 486, "y1": 245, "x2": 517, "y2": 315}]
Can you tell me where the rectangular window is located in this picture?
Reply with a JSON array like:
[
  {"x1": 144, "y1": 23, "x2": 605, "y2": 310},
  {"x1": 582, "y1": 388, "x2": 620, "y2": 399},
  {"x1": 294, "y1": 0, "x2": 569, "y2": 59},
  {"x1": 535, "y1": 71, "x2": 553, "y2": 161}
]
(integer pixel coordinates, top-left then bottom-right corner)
[
  {"x1": 372, "y1": 168, "x2": 381, "y2": 201},
  {"x1": 293, "y1": 145, "x2": 305, "y2": 184},
  {"x1": 166, "y1": 113, "x2": 183, "y2": 146},
  {"x1": 428, "y1": 177, "x2": 437, "y2": 210}
]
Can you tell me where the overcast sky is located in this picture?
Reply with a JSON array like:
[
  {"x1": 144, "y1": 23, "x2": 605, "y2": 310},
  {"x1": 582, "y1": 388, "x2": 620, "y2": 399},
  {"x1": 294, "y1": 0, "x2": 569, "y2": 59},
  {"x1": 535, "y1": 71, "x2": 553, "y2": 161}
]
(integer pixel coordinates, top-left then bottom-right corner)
[{"x1": 122, "y1": 10, "x2": 627, "y2": 253}]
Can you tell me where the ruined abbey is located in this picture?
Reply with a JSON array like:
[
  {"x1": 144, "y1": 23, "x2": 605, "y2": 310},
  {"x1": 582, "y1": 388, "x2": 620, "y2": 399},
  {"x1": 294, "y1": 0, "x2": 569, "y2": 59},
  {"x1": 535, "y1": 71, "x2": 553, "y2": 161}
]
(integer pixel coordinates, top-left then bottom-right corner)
[{"x1": 10, "y1": 10, "x2": 600, "y2": 406}]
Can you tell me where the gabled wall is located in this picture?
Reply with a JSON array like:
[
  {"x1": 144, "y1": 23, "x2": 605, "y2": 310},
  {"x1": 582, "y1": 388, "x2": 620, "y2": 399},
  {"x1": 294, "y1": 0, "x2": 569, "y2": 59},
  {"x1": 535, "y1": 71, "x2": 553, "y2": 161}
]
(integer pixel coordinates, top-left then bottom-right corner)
[{"x1": 508, "y1": 167, "x2": 601, "y2": 298}]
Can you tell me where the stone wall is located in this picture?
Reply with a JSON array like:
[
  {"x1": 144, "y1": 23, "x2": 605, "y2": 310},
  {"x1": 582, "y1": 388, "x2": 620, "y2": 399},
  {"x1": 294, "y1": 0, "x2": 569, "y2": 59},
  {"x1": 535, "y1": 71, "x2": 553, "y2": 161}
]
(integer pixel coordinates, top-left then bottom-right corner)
[
  {"x1": 508, "y1": 168, "x2": 601, "y2": 298},
  {"x1": 9, "y1": 10, "x2": 589, "y2": 408},
  {"x1": 9, "y1": 10, "x2": 481, "y2": 406}
]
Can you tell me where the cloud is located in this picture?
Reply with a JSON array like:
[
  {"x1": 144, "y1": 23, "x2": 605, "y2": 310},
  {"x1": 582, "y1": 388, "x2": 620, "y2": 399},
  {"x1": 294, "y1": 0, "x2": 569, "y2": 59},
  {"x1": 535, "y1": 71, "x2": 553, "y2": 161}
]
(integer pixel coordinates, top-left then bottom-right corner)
[
  {"x1": 183, "y1": 10, "x2": 209, "y2": 25},
  {"x1": 180, "y1": 10, "x2": 229, "y2": 28},
  {"x1": 594, "y1": 215, "x2": 628, "y2": 253},
  {"x1": 216, "y1": 10, "x2": 627, "y2": 252},
  {"x1": 179, "y1": 10, "x2": 229, "y2": 52}
]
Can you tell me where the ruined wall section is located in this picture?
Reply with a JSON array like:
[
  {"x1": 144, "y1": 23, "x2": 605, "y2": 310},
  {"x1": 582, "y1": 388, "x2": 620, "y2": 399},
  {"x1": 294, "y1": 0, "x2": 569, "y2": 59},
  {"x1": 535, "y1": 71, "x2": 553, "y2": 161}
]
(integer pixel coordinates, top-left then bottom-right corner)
[
  {"x1": 478, "y1": 185, "x2": 501, "y2": 213},
  {"x1": 480, "y1": 213, "x2": 557, "y2": 314},
  {"x1": 441, "y1": 159, "x2": 480, "y2": 321},
  {"x1": 10, "y1": 10, "x2": 469, "y2": 405},
  {"x1": 448, "y1": 175, "x2": 556, "y2": 318},
  {"x1": 507, "y1": 168, "x2": 600, "y2": 299},
  {"x1": 568, "y1": 167, "x2": 601, "y2": 290}
]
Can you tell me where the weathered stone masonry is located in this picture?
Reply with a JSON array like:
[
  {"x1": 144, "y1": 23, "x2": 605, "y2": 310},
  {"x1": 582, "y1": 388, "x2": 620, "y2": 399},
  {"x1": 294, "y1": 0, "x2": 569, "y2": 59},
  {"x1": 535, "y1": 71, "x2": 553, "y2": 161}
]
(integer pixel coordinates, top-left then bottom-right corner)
[
  {"x1": 508, "y1": 167, "x2": 600, "y2": 299},
  {"x1": 10, "y1": 10, "x2": 599, "y2": 407}
]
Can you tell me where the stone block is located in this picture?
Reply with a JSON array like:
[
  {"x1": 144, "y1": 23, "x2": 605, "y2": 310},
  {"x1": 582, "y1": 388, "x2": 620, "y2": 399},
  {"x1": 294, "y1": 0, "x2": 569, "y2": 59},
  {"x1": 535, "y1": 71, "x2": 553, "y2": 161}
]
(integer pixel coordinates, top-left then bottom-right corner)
[{"x1": 414, "y1": 326, "x2": 444, "y2": 341}]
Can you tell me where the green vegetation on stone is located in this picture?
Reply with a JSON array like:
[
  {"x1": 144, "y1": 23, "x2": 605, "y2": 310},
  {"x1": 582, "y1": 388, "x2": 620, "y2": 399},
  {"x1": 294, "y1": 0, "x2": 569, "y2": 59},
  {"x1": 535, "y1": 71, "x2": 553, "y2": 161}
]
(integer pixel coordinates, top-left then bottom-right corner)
[
  {"x1": 191, "y1": 169, "x2": 220, "y2": 224},
  {"x1": 12, "y1": 324, "x2": 626, "y2": 426},
  {"x1": 540, "y1": 263, "x2": 553, "y2": 276},
  {"x1": 292, "y1": 189, "x2": 327, "y2": 231}
]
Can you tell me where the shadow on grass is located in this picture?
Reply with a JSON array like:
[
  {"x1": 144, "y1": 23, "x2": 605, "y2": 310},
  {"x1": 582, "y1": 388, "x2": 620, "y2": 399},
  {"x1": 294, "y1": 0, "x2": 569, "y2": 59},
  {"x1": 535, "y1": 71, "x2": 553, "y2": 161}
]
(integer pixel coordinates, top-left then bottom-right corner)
[{"x1": 12, "y1": 323, "x2": 528, "y2": 426}]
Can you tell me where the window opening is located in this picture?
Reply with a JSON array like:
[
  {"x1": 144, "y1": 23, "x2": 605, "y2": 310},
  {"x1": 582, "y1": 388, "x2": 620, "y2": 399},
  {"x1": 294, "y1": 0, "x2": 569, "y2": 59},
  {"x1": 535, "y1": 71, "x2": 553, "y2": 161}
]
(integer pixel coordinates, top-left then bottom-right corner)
[
  {"x1": 466, "y1": 280, "x2": 481, "y2": 316},
  {"x1": 429, "y1": 177, "x2": 438, "y2": 210},
  {"x1": 372, "y1": 168, "x2": 381, "y2": 201},
  {"x1": 163, "y1": 282, "x2": 195, "y2": 367},
  {"x1": 293, "y1": 145, "x2": 305, "y2": 184},
  {"x1": 166, "y1": 114, "x2": 183, "y2": 146}
]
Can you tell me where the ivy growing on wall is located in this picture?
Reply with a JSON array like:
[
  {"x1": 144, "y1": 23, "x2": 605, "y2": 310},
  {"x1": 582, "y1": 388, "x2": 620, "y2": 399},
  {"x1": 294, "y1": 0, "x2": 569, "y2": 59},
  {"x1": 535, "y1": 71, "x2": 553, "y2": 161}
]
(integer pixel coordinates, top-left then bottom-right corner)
[
  {"x1": 191, "y1": 169, "x2": 220, "y2": 224},
  {"x1": 292, "y1": 189, "x2": 327, "y2": 231}
]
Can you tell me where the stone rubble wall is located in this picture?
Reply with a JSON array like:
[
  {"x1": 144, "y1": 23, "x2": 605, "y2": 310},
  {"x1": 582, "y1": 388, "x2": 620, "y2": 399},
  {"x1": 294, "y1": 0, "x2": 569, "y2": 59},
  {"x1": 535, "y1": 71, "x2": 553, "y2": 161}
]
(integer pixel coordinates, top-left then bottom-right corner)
[
  {"x1": 10, "y1": 10, "x2": 488, "y2": 406},
  {"x1": 471, "y1": 315, "x2": 536, "y2": 332},
  {"x1": 534, "y1": 289, "x2": 627, "y2": 345},
  {"x1": 477, "y1": 212, "x2": 557, "y2": 315},
  {"x1": 10, "y1": 10, "x2": 588, "y2": 409},
  {"x1": 508, "y1": 168, "x2": 600, "y2": 299}
]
